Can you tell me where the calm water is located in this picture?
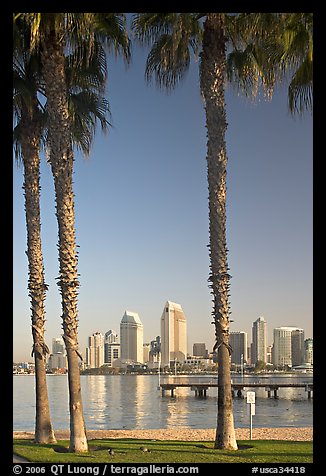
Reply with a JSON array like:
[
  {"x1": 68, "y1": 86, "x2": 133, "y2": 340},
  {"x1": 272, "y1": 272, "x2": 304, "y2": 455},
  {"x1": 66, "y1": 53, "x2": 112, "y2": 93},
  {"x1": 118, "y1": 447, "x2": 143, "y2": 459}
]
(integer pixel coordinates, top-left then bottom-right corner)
[{"x1": 13, "y1": 373, "x2": 313, "y2": 431}]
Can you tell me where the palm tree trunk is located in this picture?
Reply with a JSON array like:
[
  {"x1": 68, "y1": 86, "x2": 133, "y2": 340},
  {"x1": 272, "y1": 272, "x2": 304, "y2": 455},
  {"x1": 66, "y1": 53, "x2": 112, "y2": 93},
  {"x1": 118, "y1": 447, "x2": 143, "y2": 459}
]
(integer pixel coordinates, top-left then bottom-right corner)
[
  {"x1": 200, "y1": 13, "x2": 238, "y2": 450},
  {"x1": 41, "y1": 26, "x2": 88, "y2": 453},
  {"x1": 21, "y1": 114, "x2": 56, "y2": 444}
]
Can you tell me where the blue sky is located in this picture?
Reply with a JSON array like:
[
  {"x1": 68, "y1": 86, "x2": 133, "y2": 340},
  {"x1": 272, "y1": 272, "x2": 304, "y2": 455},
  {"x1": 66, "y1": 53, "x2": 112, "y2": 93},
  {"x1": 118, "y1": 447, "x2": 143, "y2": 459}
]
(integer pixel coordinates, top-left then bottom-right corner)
[{"x1": 13, "y1": 29, "x2": 313, "y2": 362}]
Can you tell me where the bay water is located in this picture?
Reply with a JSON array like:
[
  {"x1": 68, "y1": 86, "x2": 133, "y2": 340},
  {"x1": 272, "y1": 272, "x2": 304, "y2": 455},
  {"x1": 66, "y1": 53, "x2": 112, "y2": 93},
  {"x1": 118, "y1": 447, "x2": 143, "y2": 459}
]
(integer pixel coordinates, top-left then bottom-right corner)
[{"x1": 13, "y1": 373, "x2": 313, "y2": 431}]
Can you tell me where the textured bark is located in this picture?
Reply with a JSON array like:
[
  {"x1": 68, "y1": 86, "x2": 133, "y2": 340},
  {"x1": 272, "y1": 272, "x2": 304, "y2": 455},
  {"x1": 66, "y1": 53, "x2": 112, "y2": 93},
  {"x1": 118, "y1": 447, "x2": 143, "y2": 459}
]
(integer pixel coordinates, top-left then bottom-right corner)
[
  {"x1": 200, "y1": 13, "x2": 238, "y2": 450},
  {"x1": 41, "y1": 25, "x2": 88, "y2": 452},
  {"x1": 21, "y1": 109, "x2": 56, "y2": 444}
]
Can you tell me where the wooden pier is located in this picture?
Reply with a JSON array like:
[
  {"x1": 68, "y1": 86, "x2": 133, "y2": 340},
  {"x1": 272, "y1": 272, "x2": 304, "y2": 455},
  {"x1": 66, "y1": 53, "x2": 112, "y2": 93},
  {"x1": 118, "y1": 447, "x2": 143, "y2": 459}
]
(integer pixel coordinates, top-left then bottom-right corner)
[{"x1": 160, "y1": 377, "x2": 313, "y2": 399}]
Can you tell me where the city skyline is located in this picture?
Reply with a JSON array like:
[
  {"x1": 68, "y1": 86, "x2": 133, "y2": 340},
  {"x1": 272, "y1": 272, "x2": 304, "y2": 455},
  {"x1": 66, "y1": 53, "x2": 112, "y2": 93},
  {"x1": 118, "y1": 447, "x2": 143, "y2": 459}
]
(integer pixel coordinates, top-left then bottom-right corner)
[
  {"x1": 14, "y1": 310, "x2": 312, "y2": 365},
  {"x1": 13, "y1": 19, "x2": 312, "y2": 362}
]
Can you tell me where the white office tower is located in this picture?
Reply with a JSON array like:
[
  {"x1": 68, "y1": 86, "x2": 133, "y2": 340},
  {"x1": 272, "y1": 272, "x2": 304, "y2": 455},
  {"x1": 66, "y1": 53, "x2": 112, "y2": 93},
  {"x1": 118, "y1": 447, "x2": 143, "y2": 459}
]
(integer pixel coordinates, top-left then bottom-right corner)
[
  {"x1": 273, "y1": 327, "x2": 305, "y2": 367},
  {"x1": 86, "y1": 332, "x2": 105, "y2": 368},
  {"x1": 120, "y1": 311, "x2": 144, "y2": 364},
  {"x1": 52, "y1": 337, "x2": 65, "y2": 354},
  {"x1": 161, "y1": 301, "x2": 187, "y2": 367},
  {"x1": 252, "y1": 316, "x2": 267, "y2": 364}
]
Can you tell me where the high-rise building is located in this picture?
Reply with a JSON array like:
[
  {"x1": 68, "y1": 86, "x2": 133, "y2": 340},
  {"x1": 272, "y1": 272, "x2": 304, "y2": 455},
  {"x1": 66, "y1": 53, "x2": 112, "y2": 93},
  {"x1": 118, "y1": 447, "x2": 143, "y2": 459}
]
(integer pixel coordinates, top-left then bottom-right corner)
[
  {"x1": 120, "y1": 311, "x2": 144, "y2": 364},
  {"x1": 272, "y1": 327, "x2": 304, "y2": 367},
  {"x1": 105, "y1": 329, "x2": 119, "y2": 344},
  {"x1": 52, "y1": 337, "x2": 65, "y2": 354},
  {"x1": 193, "y1": 343, "x2": 207, "y2": 358},
  {"x1": 48, "y1": 337, "x2": 67, "y2": 372},
  {"x1": 291, "y1": 328, "x2": 305, "y2": 366},
  {"x1": 252, "y1": 316, "x2": 267, "y2": 364},
  {"x1": 104, "y1": 330, "x2": 120, "y2": 367},
  {"x1": 106, "y1": 343, "x2": 120, "y2": 367},
  {"x1": 229, "y1": 332, "x2": 248, "y2": 365},
  {"x1": 149, "y1": 336, "x2": 161, "y2": 364},
  {"x1": 304, "y1": 338, "x2": 313, "y2": 365},
  {"x1": 86, "y1": 332, "x2": 105, "y2": 368},
  {"x1": 266, "y1": 345, "x2": 273, "y2": 364},
  {"x1": 143, "y1": 343, "x2": 151, "y2": 363},
  {"x1": 48, "y1": 353, "x2": 67, "y2": 371},
  {"x1": 160, "y1": 301, "x2": 187, "y2": 367}
]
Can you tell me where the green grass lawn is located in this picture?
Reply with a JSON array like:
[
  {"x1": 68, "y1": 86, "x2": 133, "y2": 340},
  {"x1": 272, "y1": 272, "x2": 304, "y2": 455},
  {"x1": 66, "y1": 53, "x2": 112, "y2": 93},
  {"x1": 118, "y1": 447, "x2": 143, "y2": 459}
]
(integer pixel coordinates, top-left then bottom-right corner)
[{"x1": 13, "y1": 438, "x2": 313, "y2": 464}]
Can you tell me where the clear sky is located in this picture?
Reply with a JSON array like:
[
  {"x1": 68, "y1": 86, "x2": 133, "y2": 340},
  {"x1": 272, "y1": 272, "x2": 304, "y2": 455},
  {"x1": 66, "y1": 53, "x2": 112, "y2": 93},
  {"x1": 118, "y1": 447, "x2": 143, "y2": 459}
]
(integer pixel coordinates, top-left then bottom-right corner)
[{"x1": 13, "y1": 25, "x2": 313, "y2": 362}]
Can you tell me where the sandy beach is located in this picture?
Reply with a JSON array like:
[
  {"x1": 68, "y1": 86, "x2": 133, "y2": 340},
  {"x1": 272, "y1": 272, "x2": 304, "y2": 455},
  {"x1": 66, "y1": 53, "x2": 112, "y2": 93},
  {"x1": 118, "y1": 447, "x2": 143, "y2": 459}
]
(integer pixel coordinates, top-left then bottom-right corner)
[{"x1": 14, "y1": 427, "x2": 313, "y2": 442}]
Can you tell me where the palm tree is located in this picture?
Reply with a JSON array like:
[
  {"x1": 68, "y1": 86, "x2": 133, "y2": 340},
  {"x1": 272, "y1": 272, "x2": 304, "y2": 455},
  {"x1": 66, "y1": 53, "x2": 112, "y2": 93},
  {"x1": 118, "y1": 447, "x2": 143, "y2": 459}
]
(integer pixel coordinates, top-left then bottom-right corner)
[
  {"x1": 14, "y1": 12, "x2": 129, "y2": 452},
  {"x1": 132, "y1": 12, "x2": 312, "y2": 450},
  {"x1": 13, "y1": 30, "x2": 111, "y2": 445},
  {"x1": 13, "y1": 25, "x2": 56, "y2": 444}
]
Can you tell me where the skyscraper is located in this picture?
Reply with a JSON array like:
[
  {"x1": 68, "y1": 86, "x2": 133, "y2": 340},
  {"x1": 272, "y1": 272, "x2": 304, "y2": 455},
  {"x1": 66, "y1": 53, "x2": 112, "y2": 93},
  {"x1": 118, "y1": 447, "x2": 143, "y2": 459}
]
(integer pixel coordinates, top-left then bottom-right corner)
[
  {"x1": 272, "y1": 326, "x2": 304, "y2": 367},
  {"x1": 149, "y1": 336, "x2": 161, "y2": 364},
  {"x1": 86, "y1": 332, "x2": 105, "y2": 368},
  {"x1": 304, "y1": 338, "x2": 313, "y2": 365},
  {"x1": 120, "y1": 311, "x2": 144, "y2": 364},
  {"x1": 48, "y1": 336, "x2": 67, "y2": 372},
  {"x1": 252, "y1": 316, "x2": 267, "y2": 364},
  {"x1": 52, "y1": 337, "x2": 65, "y2": 354},
  {"x1": 229, "y1": 331, "x2": 248, "y2": 365},
  {"x1": 291, "y1": 328, "x2": 305, "y2": 366},
  {"x1": 160, "y1": 301, "x2": 187, "y2": 367},
  {"x1": 104, "y1": 330, "x2": 120, "y2": 367}
]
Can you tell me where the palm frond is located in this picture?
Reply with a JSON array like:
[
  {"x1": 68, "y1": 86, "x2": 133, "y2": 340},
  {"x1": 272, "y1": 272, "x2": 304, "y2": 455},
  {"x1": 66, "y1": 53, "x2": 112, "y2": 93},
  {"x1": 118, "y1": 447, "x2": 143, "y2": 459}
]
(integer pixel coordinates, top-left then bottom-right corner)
[
  {"x1": 131, "y1": 13, "x2": 177, "y2": 44},
  {"x1": 288, "y1": 57, "x2": 313, "y2": 114},
  {"x1": 145, "y1": 34, "x2": 191, "y2": 89},
  {"x1": 227, "y1": 43, "x2": 278, "y2": 100},
  {"x1": 133, "y1": 13, "x2": 201, "y2": 90},
  {"x1": 69, "y1": 90, "x2": 111, "y2": 155}
]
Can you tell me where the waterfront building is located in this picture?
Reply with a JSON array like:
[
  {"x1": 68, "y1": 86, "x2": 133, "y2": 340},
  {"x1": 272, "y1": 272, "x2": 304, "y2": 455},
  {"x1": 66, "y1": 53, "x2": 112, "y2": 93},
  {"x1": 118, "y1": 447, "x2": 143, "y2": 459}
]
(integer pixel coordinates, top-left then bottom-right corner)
[
  {"x1": 106, "y1": 343, "x2": 120, "y2": 367},
  {"x1": 252, "y1": 316, "x2": 267, "y2": 364},
  {"x1": 48, "y1": 337, "x2": 67, "y2": 371},
  {"x1": 304, "y1": 338, "x2": 313, "y2": 364},
  {"x1": 86, "y1": 331, "x2": 105, "y2": 368},
  {"x1": 160, "y1": 301, "x2": 187, "y2": 367},
  {"x1": 272, "y1": 326, "x2": 304, "y2": 367},
  {"x1": 105, "y1": 329, "x2": 119, "y2": 345},
  {"x1": 193, "y1": 343, "x2": 208, "y2": 358},
  {"x1": 120, "y1": 311, "x2": 144, "y2": 364},
  {"x1": 147, "y1": 336, "x2": 161, "y2": 367},
  {"x1": 229, "y1": 331, "x2": 248, "y2": 365},
  {"x1": 52, "y1": 337, "x2": 65, "y2": 354},
  {"x1": 143, "y1": 343, "x2": 151, "y2": 363},
  {"x1": 291, "y1": 328, "x2": 305, "y2": 366},
  {"x1": 104, "y1": 330, "x2": 120, "y2": 366},
  {"x1": 247, "y1": 346, "x2": 251, "y2": 365},
  {"x1": 47, "y1": 352, "x2": 67, "y2": 371}
]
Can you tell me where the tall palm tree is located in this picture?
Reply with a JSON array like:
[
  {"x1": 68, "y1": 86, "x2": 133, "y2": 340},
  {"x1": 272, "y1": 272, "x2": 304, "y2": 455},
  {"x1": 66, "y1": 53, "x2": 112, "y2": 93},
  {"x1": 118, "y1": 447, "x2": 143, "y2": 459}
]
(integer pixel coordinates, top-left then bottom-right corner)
[
  {"x1": 14, "y1": 12, "x2": 129, "y2": 452},
  {"x1": 132, "y1": 12, "x2": 312, "y2": 450},
  {"x1": 13, "y1": 31, "x2": 111, "y2": 445},
  {"x1": 13, "y1": 26, "x2": 56, "y2": 444}
]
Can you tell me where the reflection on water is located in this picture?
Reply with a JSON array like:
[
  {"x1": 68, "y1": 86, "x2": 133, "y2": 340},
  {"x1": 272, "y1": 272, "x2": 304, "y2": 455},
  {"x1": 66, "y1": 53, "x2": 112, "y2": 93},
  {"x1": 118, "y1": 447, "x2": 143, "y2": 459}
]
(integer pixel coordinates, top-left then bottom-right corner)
[
  {"x1": 13, "y1": 374, "x2": 313, "y2": 431},
  {"x1": 164, "y1": 387, "x2": 190, "y2": 428}
]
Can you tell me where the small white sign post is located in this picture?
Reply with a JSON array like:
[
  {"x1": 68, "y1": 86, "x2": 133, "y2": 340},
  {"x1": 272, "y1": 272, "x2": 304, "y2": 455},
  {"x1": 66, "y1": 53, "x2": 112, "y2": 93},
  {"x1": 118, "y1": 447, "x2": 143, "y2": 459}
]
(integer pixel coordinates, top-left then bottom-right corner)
[{"x1": 246, "y1": 391, "x2": 256, "y2": 440}]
